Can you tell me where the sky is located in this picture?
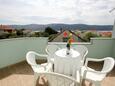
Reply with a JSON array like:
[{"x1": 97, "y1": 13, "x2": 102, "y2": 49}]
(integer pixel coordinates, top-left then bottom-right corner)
[{"x1": 0, "y1": 0, "x2": 115, "y2": 25}]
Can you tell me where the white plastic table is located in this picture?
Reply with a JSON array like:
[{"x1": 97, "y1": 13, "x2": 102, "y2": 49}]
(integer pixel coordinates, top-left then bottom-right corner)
[{"x1": 54, "y1": 48, "x2": 82, "y2": 78}]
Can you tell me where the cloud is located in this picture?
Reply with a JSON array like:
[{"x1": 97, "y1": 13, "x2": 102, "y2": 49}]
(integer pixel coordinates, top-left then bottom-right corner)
[{"x1": 0, "y1": 0, "x2": 115, "y2": 25}]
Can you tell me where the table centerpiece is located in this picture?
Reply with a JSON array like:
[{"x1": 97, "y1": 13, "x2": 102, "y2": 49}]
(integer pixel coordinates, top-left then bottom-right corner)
[{"x1": 66, "y1": 33, "x2": 74, "y2": 55}]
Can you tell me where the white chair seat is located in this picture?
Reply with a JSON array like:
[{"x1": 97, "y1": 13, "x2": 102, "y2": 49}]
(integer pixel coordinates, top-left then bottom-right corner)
[
  {"x1": 41, "y1": 63, "x2": 49, "y2": 66},
  {"x1": 33, "y1": 66, "x2": 45, "y2": 73},
  {"x1": 32, "y1": 63, "x2": 52, "y2": 73}
]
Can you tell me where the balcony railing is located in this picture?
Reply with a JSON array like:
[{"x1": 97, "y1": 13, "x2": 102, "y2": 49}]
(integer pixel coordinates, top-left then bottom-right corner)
[{"x1": 0, "y1": 37, "x2": 115, "y2": 69}]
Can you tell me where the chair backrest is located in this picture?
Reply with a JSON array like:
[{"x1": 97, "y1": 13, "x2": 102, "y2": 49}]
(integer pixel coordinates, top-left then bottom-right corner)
[
  {"x1": 46, "y1": 45, "x2": 60, "y2": 55},
  {"x1": 46, "y1": 45, "x2": 60, "y2": 63},
  {"x1": 35, "y1": 72, "x2": 79, "y2": 86},
  {"x1": 73, "y1": 45, "x2": 88, "y2": 61},
  {"x1": 26, "y1": 51, "x2": 39, "y2": 72},
  {"x1": 26, "y1": 51, "x2": 37, "y2": 66},
  {"x1": 101, "y1": 57, "x2": 115, "y2": 73}
]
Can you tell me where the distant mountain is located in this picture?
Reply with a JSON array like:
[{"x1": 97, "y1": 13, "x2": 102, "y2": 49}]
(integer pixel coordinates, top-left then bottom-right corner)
[{"x1": 10, "y1": 24, "x2": 113, "y2": 31}]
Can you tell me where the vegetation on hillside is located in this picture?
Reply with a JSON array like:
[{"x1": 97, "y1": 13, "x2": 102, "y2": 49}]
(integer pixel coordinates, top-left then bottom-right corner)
[{"x1": 0, "y1": 27, "x2": 112, "y2": 42}]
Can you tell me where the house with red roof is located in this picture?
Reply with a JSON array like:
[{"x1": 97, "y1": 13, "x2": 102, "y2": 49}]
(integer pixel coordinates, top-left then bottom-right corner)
[{"x1": 0, "y1": 25, "x2": 15, "y2": 33}]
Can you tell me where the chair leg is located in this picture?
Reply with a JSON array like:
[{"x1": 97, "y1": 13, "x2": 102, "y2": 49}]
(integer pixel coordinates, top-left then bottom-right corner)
[
  {"x1": 34, "y1": 72, "x2": 40, "y2": 86},
  {"x1": 76, "y1": 69, "x2": 82, "y2": 86},
  {"x1": 81, "y1": 79, "x2": 85, "y2": 86},
  {"x1": 89, "y1": 82, "x2": 92, "y2": 86}
]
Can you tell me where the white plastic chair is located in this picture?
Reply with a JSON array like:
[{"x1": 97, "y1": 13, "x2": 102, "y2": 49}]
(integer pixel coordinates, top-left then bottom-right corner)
[
  {"x1": 46, "y1": 44, "x2": 60, "y2": 63},
  {"x1": 35, "y1": 72, "x2": 80, "y2": 86},
  {"x1": 73, "y1": 45, "x2": 88, "y2": 65},
  {"x1": 26, "y1": 51, "x2": 53, "y2": 73},
  {"x1": 80, "y1": 57, "x2": 115, "y2": 86}
]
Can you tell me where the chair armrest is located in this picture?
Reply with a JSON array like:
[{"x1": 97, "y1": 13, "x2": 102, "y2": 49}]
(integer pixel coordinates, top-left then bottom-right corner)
[
  {"x1": 81, "y1": 66, "x2": 106, "y2": 80},
  {"x1": 34, "y1": 63, "x2": 53, "y2": 71}
]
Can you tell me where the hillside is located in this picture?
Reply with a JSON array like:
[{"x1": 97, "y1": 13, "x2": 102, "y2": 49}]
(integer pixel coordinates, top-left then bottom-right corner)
[{"x1": 10, "y1": 24, "x2": 113, "y2": 31}]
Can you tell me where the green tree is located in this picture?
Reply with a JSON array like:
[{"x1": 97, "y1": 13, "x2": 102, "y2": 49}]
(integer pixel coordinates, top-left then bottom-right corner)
[
  {"x1": 8, "y1": 32, "x2": 17, "y2": 38},
  {"x1": 34, "y1": 32, "x2": 40, "y2": 37},
  {"x1": 44, "y1": 27, "x2": 58, "y2": 35},
  {"x1": 0, "y1": 32, "x2": 9, "y2": 39},
  {"x1": 15, "y1": 29, "x2": 24, "y2": 37},
  {"x1": 83, "y1": 31, "x2": 99, "y2": 42}
]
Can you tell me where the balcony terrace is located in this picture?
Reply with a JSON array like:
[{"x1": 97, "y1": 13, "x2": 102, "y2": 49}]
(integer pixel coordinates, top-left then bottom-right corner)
[
  {"x1": 0, "y1": 60, "x2": 115, "y2": 86},
  {"x1": 0, "y1": 37, "x2": 115, "y2": 86}
]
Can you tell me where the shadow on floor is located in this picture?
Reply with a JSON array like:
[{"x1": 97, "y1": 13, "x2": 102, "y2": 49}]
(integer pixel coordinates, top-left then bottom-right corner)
[
  {"x1": 0, "y1": 59, "x2": 47, "y2": 80},
  {"x1": 0, "y1": 59, "x2": 114, "y2": 80}
]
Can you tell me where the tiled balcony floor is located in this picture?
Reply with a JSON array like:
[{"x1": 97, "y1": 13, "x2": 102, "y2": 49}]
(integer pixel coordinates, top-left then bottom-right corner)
[{"x1": 0, "y1": 60, "x2": 115, "y2": 86}]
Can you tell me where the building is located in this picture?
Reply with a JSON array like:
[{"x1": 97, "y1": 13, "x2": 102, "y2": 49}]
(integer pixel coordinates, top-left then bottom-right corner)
[
  {"x1": 49, "y1": 30, "x2": 87, "y2": 42},
  {"x1": 0, "y1": 24, "x2": 15, "y2": 33}
]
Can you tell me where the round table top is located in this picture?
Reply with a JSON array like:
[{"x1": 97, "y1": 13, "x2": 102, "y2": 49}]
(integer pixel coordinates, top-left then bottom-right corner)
[{"x1": 55, "y1": 48, "x2": 80, "y2": 58}]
